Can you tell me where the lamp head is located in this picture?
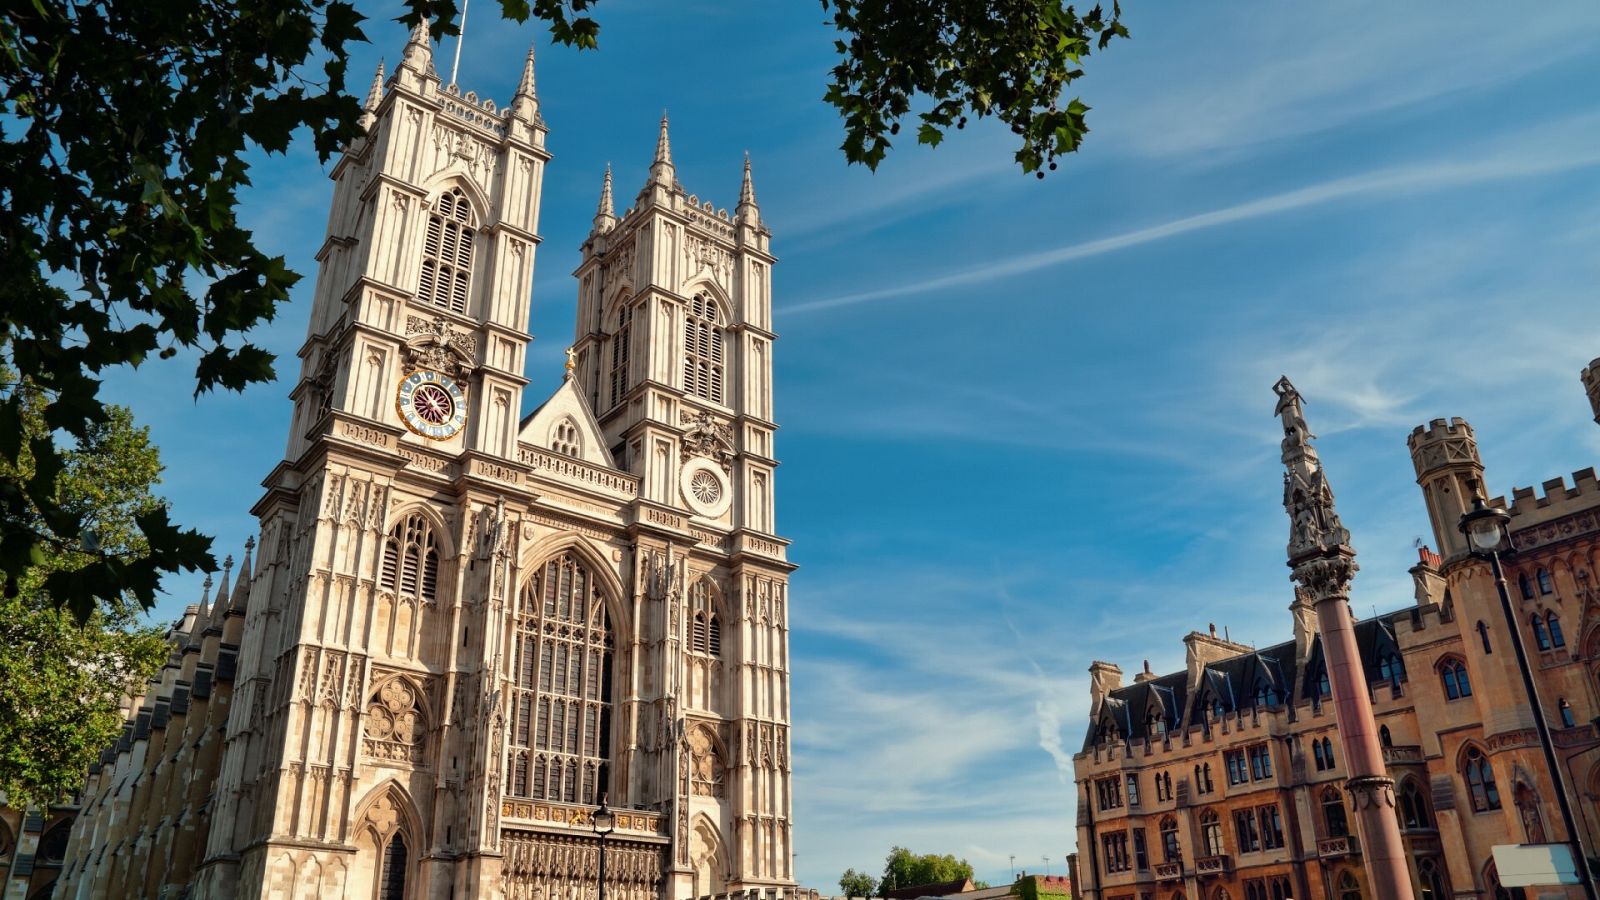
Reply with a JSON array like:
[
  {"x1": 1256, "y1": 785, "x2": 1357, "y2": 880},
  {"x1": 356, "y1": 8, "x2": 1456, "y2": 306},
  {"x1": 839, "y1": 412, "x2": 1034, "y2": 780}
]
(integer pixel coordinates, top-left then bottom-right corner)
[
  {"x1": 592, "y1": 796, "x2": 615, "y2": 834},
  {"x1": 1459, "y1": 496, "x2": 1511, "y2": 553}
]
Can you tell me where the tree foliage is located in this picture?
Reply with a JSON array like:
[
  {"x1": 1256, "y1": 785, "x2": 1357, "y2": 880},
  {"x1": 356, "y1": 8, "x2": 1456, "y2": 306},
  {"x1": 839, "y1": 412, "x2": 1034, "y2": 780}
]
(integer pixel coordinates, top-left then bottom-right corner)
[
  {"x1": 821, "y1": 0, "x2": 1128, "y2": 174},
  {"x1": 0, "y1": 379, "x2": 171, "y2": 807},
  {"x1": 0, "y1": 0, "x2": 1127, "y2": 622},
  {"x1": 840, "y1": 868, "x2": 878, "y2": 897},
  {"x1": 881, "y1": 846, "x2": 977, "y2": 892}
]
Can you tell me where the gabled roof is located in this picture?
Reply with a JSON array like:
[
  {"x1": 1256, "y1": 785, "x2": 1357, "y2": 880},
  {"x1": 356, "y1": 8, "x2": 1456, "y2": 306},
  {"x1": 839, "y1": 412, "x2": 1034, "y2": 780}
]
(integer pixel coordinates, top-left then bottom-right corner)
[{"x1": 518, "y1": 375, "x2": 615, "y2": 468}]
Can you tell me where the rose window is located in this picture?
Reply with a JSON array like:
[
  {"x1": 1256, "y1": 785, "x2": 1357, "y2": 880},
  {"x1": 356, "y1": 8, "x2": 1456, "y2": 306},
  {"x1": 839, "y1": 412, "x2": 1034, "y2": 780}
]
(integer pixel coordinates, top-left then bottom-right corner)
[
  {"x1": 690, "y1": 470, "x2": 722, "y2": 505},
  {"x1": 411, "y1": 384, "x2": 454, "y2": 425}
]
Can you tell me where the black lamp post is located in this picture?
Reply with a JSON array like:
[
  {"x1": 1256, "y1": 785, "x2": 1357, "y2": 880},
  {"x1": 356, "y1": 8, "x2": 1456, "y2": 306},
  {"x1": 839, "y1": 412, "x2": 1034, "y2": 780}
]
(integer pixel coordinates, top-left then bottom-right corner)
[
  {"x1": 593, "y1": 795, "x2": 615, "y2": 900},
  {"x1": 1460, "y1": 497, "x2": 1597, "y2": 898}
]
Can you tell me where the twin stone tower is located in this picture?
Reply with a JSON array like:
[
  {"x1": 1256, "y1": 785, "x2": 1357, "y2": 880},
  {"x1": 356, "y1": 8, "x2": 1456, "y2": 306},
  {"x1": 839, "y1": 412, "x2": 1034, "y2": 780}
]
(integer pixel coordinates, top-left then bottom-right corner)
[{"x1": 58, "y1": 24, "x2": 798, "y2": 900}]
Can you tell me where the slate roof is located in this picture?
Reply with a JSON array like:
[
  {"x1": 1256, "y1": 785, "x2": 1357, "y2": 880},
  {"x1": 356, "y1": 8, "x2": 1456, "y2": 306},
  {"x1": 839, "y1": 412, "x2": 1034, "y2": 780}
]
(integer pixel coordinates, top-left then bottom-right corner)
[{"x1": 1082, "y1": 610, "x2": 1410, "y2": 752}]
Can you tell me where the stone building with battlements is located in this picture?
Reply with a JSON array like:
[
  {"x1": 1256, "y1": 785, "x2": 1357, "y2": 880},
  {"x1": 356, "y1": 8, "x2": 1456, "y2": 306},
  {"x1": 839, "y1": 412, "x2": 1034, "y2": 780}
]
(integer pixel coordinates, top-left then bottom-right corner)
[
  {"x1": 41, "y1": 23, "x2": 801, "y2": 900},
  {"x1": 1073, "y1": 358, "x2": 1600, "y2": 900}
]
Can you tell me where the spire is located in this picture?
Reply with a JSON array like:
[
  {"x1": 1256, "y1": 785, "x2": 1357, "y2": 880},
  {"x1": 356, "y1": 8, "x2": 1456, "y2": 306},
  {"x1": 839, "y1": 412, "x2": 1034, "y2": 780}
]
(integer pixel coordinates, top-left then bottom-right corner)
[
  {"x1": 199, "y1": 574, "x2": 214, "y2": 611},
  {"x1": 229, "y1": 537, "x2": 254, "y2": 611},
  {"x1": 593, "y1": 164, "x2": 616, "y2": 231},
  {"x1": 1275, "y1": 376, "x2": 1355, "y2": 568},
  {"x1": 358, "y1": 60, "x2": 385, "y2": 132},
  {"x1": 510, "y1": 43, "x2": 538, "y2": 122},
  {"x1": 400, "y1": 18, "x2": 434, "y2": 76},
  {"x1": 648, "y1": 112, "x2": 675, "y2": 186},
  {"x1": 214, "y1": 554, "x2": 234, "y2": 610},
  {"x1": 736, "y1": 152, "x2": 760, "y2": 225}
]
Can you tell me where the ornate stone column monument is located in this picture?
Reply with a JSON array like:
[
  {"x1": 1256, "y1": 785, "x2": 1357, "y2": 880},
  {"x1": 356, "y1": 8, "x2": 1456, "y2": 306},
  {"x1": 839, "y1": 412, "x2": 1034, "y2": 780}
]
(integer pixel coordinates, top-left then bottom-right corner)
[{"x1": 1274, "y1": 378, "x2": 1414, "y2": 900}]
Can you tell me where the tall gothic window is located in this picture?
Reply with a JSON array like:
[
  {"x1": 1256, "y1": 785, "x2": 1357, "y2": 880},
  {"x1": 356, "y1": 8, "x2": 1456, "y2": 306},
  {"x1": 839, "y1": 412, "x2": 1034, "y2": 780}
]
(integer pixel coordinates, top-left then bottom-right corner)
[
  {"x1": 609, "y1": 302, "x2": 633, "y2": 409},
  {"x1": 1463, "y1": 745, "x2": 1501, "y2": 812},
  {"x1": 1533, "y1": 614, "x2": 1552, "y2": 651},
  {"x1": 418, "y1": 187, "x2": 475, "y2": 314},
  {"x1": 1160, "y1": 816, "x2": 1180, "y2": 862},
  {"x1": 690, "y1": 577, "x2": 722, "y2": 656},
  {"x1": 1198, "y1": 809, "x2": 1223, "y2": 856},
  {"x1": 380, "y1": 833, "x2": 408, "y2": 900},
  {"x1": 1418, "y1": 859, "x2": 1447, "y2": 900},
  {"x1": 508, "y1": 553, "x2": 614, "y2": 803},
  {"x1": 1440, "y1": 657, "x2": 1472, "y2": 700},
  {"x1": 683, "y1": 293, "x2": 725, "y2": 404},
  {"x1": 380, "y1": 514, "x2": 440, "y2": 603},
  {"x1": 1337, "y1": 871, "x2": 1362, "y2": 900},
  {"x1": 1399, "y1": 779, "x2": 1431, "y2": 829},
  {"x1": 1547, "y1": 612, "x2": 1566, "y2": 648},
  {"x1": 1322, "y1": 786, "x2": 1348, "y2": 837}
]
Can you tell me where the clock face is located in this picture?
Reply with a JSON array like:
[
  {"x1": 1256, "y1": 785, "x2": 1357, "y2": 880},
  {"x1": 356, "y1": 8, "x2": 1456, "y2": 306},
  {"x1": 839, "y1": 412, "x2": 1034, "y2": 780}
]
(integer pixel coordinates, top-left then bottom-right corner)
[{"x1": 396, "y1": 370, "x2": 467, "y2": 440}]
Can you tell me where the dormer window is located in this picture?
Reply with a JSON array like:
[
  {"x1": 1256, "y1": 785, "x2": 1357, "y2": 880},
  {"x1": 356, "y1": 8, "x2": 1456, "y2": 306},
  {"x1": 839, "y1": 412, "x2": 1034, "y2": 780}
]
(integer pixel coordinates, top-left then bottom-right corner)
[
  {"x1": 418, "y1": 188, "x2": 475, "y2": 314},
  {"x1": 1376, "y1": 652, "x2": 1403, "y2": 688}
]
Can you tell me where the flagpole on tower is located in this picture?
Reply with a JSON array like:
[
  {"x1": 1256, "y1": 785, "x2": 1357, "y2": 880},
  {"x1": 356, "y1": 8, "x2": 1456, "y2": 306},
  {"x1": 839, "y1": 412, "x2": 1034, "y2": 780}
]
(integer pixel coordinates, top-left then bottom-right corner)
[{"x1": 449, "y1": 0, "x2": 471, "y2": 85}]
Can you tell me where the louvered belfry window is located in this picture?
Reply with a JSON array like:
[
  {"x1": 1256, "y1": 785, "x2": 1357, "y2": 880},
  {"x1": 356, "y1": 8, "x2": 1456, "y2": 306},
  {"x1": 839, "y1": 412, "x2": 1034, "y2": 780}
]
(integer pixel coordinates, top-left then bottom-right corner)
[
  {"x1": 417, "y1": 188, "x2": 474, "y2": 314},
  {"x1": 507, "y1": 553, "x2": 613, "y2": 804},
  {"x1": 609, "y1": 303, "x2": 633, "y2": 410},
  {"x1": 682, "y1": 294, "x2": 725, "y2": 404},
  {"x1": 380, "y1": 514, "x2": 440, "y2": 603},
  {"x1": 689, "y1": 577, "x2": 721, "y2": 657}
]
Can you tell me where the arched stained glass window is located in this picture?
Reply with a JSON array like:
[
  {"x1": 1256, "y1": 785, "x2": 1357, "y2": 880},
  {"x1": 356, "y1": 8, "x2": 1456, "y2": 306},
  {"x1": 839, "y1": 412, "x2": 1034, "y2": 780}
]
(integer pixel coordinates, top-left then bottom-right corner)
[
  {"x1": 1464, "y1": 745, "x2": 1501, "y2": 812},
  {"x1": 507, "y1": 553, "x2": 613, "y2": 803}
]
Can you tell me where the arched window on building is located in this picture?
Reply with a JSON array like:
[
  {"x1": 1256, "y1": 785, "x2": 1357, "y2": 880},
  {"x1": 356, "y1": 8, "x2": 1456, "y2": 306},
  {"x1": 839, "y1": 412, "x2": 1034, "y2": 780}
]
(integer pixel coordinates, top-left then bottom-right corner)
[
  {"x1": 1439, "y1": 657, "x2": 1472, "y2": 700},
  {"x1": 1533, "y1": 614, "x2": 1551, "y2": 651},
  {"x1": 1463, "y1": 745, "x2": 1501, "y2": 812},
  {"x1": 1379, "y1": 724, "x2": 1393, "y2": 748},
  {"x1": 507, "y1": 552, "x2": 614, "y2": 804},
  {"x1": 1254, "y1": 684, "x2": 1276, "y2": 708},
  {"x1": 1537, "y1": 568, "x2": 1554, "y2": 595},
  {"x1": 1269, "y1": 879, "x2": 1292, "y2": 900},
  {"x1": 609, "y1": 301, "x2": 633, "y2": 409},
  {"x1": 1399, "y1": 778, "x2": 1431, "y2": 829},
  {"x1": 1320, "y1": 736, "x2": 1335, "y2": 769},
  {"x1": 1160, "y1": 816, "x2": 1181, "y2": 862},
  {"x1": 683, "y1": 293, "x2": 725, "y2": 404},
  {"x1": 689, "y1": 577, "x2": 722, "y2": 657},
  {"x1": 1312, "y1": 737, "x2": 1327, "y2": 771},
  {"x1": 380, "y1": 832, "x2": 409, "y2": 900},
  {"x1": 1322, "y1": 786, "x2": 1348, "y2": 837},
  {"x1": 1418, "y1": 858, "x2": 1448, "y2": 900},
  {"x1": 1559, "y1": 698, "x2": 1576, "y2": 728},
  {"x1": 1478, "y1": 620, "x2": 1494, "y2": 654},
  {"x1": 1316, "y1": 666, "x2": 1331, "y2": 698},
  {"x1": 1488, "y1": 862, "x2": 1526, "y2": 900},
  {"x1": 1548, "y1": 612, "x2": 1566, "y2": 649},
  {"x1": 1202, "y1": 762, "x2": 1214, "y2": 793},
  {"x1": 1514, "y1": 784, "x2": 1546, "y2": 843},
  {"x1": 418, "y1": 187, "x2": 475, "y2": 313},
  {"x1": 1199, "y1": 809, "x2": 1224, "y2": 856},
  {"x1": 1376, "y1": 651, "x2": 1403, "y2": 688},
  {"x1": 1337, "y1": 871, "x2": 1362, "y2": 900},
  {"x1": 1519, "y1": 572, "x2": 1535, "y2": 600},
  {"x1": 380, "y1": 513, "x2": 441, "y2": 604}
]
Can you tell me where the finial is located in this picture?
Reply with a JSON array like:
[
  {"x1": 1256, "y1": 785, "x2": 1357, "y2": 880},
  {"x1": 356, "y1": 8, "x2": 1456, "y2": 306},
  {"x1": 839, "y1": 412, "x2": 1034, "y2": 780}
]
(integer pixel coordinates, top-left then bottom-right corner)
[
  {"x1": 401, "y1": 18, "x2": 433, "y2": 73},
  {"x1": 594, "y1": 164, "x2": 616, "y2": 231},
  {"x1": 564, "y1": 346, "x2": 577, "y2": 380},
  {"x1": 510, "y1": 42, "x2": 539, "y2": 122},
  {"x1": 737, "y1": 152, "x2": 760, "y2": 225},
  {"x1": 1277, "y1": 377, "x2": 1355, "y2": 572},
  {"x1": 365, "y1": 60, "x2": 385, "y2": 109},
  {"x1": 201, "y1": 574, "x2": 214, "y2": 607},
  {"x1": 648, "y1": 112, "x2": 675, "y2": 186},
  {"x1": 239, "y1": 536, "x2": 255, "y2": 581}
]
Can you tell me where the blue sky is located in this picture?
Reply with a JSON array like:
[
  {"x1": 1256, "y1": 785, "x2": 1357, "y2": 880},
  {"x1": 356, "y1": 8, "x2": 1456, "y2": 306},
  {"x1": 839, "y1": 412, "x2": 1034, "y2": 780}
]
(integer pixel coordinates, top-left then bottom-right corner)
[{"x1": 106, "y1": 1, "x2": 1600, "y2": 890}]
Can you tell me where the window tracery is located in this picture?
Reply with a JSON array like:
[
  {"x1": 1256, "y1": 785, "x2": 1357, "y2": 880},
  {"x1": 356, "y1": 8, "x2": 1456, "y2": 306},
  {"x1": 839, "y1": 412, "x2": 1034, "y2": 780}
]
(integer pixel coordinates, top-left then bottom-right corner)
[
  {"x1": 609, "y1": 302, "x2": 634, "y2": 409},
  {"x1": 552, "y1": 418, "x2": 581, "y2": 458},
  {"x1": 683, "y1": 293, "x2": 725, "y2": 404},
  {"x1": 364, "y1": 677, "x2": 427, "y2": 763},
  {"x1": 1463, "y1": 745, "x2": 1501, "y2": 812},
  {"x1": 1439, "y1": 657, "x2": 1472, "y2": 700},
  {"x1": 1322, "y1": 786, "x2": 1348, "y2": 837},
  {"x1": 418, "y1": 187, "x2": 475, "y2": 313},
  {"x1": 688, "y1": 725, "x2": 726, "y2": 797},
  {"x1": 380, "y1": 513, "x2": 440, "y2": 604},
  {"x1": 1198, "y1": 809, "x2": 1223, "y2": 856},
  {"x1": 1399, "y1": 778, "x2": 1431, "y2": 829},
  {"x1": 690, "y1": 577, "x2": 722, "y2": 657},
  {"x1": 507, "y1": 553, "x2": 613, "y2": 804}
]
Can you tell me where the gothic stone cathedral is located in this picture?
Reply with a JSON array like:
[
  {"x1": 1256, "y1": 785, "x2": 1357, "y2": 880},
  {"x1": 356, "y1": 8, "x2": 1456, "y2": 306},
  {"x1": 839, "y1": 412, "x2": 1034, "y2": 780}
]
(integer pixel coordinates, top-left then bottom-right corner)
[{"x1": 52, "y1": 24, "x2": 797, "y2": 900}]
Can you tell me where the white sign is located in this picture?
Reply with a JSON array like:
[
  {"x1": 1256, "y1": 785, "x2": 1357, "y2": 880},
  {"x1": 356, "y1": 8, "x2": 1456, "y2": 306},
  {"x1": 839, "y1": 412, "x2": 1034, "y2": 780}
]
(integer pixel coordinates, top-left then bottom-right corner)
[{"x1": 1492, "y1": 844, "x2": 1582, "y2": 887}]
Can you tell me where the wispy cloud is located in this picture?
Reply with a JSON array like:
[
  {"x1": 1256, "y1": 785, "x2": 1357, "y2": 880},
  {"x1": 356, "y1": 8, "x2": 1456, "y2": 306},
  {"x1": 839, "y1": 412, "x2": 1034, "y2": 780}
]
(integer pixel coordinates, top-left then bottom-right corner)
[{"x1": 783, "y1": 117, "x2": 1600, "y2": 316}]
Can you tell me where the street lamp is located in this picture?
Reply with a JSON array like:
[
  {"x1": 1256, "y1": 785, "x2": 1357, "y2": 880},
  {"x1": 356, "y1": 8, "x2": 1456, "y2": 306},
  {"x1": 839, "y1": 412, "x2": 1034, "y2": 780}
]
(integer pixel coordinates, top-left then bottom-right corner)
[
  {"x1": 592, "y1": 795, "x2": 616, "y2": 900},
  {"x1": 1460, "y1": 497, "x2": 1597, "y2": 899}
]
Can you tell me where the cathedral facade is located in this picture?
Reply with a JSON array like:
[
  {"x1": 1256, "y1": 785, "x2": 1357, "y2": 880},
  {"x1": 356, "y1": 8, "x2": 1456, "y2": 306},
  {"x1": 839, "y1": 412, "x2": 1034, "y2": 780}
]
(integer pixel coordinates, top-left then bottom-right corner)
[
  {"x1": 1073, "y1": 361, "x2": 1600, "y2": 900},
  {"x1": 49, "y1": 24, "x2": 797, "y2": 900}
]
